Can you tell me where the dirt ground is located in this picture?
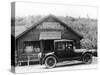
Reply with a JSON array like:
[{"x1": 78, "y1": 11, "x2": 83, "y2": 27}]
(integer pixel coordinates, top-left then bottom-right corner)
[{"x1": 15, "y1": 57, "x2": 98, "y2": 74}]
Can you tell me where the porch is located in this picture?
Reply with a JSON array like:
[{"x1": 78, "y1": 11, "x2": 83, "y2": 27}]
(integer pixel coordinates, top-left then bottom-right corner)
[{"x1": 16, "y1": 40, "x2": 54, "y2": 66}]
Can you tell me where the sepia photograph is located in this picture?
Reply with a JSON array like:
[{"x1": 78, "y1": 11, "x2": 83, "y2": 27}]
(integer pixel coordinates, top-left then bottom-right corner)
[{"x1": 11, "y1": 2, "x2": 98, "y2": 73}]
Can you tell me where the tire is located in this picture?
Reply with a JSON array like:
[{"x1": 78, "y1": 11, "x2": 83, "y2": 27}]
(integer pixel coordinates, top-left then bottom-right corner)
[
  {"x1": 45, "y1": 56, "x2": 57, "y2": 69},
  {"x1": 82, "y1": 53, "x2": 92, "y2": 64}
]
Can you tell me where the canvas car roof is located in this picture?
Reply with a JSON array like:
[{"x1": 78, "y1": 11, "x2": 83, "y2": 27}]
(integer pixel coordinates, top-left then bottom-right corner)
[{"x1": 54, "y1": 39, "x2": 73, "y2": 42}]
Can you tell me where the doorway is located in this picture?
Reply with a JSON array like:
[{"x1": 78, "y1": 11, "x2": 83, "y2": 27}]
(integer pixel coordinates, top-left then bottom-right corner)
[{"x1": 42, "y1": 40, "x2": 54, "y2": 53}]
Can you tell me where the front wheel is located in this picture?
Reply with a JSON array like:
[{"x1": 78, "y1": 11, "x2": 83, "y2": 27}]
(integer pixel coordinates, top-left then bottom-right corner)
[
  {"x1": 45, "y1": 56, "x2": 57, "y2": 69},
  {"x1": 82, "y1": 53, "x2": 92, "y2": 64}
]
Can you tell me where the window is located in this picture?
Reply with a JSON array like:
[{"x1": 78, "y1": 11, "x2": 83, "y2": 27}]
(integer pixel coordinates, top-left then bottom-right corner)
[
  {"x1": 65, "y1": 42, "x2": 73, "y2": 50},
  {"x1": 55, "y1": 42, "x2": 65, "y2": 51},
  {"x1": 34, "y1": 43, "x2": 40, "y2": 53},
  {"x1": 24, "y1": 41, "x2": 40, "y2": 54},
  {"x1": 24, "y1": 46, "x2": 33, "y2": 53}
]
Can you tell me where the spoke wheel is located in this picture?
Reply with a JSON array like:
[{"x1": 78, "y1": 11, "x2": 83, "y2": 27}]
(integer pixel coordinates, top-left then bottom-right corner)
[
  {"x1": 82, "y1": 53, "x2": 92, "y2": 64},
  {"x1": 45, "y1": 56, "x2": 57, "y2": 69}
]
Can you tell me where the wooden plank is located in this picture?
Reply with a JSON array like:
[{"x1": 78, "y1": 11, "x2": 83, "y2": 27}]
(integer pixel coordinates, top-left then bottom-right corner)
[{"x1": 40, "y1": 31, "x2": 61, "y2": 40}]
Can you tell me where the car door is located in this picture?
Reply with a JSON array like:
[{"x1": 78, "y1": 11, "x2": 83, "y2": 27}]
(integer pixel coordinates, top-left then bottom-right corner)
[
  {"x1": 65, "y1": 42, "x2": 74, "y2": 58},
  {"x1": 55, "y1": 42, "x2": 67, "y2": 58}
]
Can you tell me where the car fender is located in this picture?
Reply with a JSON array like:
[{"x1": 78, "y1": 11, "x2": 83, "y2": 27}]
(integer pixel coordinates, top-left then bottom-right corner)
[
  {"x1": 80, "y1": 50, "x2": 93, "y2": 60},
  {"x1": 45, "y1": 52, "x2": 55, "y2": 56},
  {"x1": 82, "y1": 49, "x2": 93, "y2": 55}
]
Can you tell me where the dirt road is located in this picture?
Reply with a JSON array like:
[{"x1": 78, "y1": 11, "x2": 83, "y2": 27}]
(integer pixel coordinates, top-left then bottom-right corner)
[{"x1": 15, "y1": 57, "x2": 98, "y2": 73}]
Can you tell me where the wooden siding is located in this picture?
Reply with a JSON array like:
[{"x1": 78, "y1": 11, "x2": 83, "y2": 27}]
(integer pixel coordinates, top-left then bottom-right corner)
[
  {"x1": 62, "y1": 30, "x2": 80, "y2": 40},
  {"x1": 17, "y1": 20, "x2": 81, "y2": 53},
  {"x1": 40, "y1": 31, "x2": 61, "y2": 40},
  {"x1": 17, "y1": 29, "x2": 80, "y2": 53}
]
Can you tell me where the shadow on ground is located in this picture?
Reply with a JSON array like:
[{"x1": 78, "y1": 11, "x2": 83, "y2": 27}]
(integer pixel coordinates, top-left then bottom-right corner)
[
  {"x1": 43, "y1": 62, "x2": 84, "y2": 69},
  {"x1": 55, "y1": 63, "x2": 84, "y2": 68}
]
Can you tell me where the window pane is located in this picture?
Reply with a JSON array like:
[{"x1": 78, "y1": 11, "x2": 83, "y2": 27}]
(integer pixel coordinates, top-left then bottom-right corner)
[
  {"x1": 56, "y1": 42, "x2": 65, "y2": 51},
  {"x1": 24, "y1": 46, "x2": 33, "y2": 53}
]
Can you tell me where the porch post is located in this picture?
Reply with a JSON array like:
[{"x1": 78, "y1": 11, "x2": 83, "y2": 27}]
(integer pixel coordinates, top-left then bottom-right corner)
[
  {"x1": 39, "y1": 40, "x2": 43, "y2": 64},
  {"x1": 40, "y1": 40, "x2": 43, "y2": 53}
]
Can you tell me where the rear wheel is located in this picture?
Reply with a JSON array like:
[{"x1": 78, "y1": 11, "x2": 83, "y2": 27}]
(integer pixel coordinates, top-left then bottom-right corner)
[
  {"x1": 82, "y1": 53, "x2": 92, "y2": 64},
  {"x1": 45, "y1": 56, "x2": 57, "y2": 68}
]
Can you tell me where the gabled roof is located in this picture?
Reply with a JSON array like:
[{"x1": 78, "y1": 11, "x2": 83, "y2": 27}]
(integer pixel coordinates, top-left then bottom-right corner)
[{"x1": 15, "y1": 15, "x2": 83, "y2": 40}]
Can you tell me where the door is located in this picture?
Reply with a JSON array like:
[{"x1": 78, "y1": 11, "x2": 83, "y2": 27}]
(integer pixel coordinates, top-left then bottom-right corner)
[
  {"x1": 65, "y1": 41, "x2": 74, "y2": 58},
  {"x1": 55, "y1": 41, "x2": 74, "y2": 58},
  {"x1": 55, "y1": 42, "x2": 66, "y2": 58},
  {"x1": 42, "y1": 40, "x2": 54, "y2": 53}
]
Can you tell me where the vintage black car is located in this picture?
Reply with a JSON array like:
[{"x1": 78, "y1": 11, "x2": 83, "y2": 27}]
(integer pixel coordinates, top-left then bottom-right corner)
[{"x1": 39, "y1": 39, "x2": 96, "y2": 68}]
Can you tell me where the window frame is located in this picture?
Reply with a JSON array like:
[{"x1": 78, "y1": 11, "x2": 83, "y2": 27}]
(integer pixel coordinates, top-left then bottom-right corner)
[
  {"x1": 23, "y1": 41, "x2": 40, "y2": 54},
  {"x1": 55, "y1": 42, "x2": 66, "y2": 51}
]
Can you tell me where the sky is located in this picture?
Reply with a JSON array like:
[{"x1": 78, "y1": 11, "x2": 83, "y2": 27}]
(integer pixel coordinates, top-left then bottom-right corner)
[{"x1": 15, "y1": 2, "x2": 97, "y2": 19}]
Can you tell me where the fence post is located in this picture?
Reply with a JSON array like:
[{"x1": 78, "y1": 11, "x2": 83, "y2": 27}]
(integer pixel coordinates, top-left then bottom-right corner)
[{"x1": 28, "y1": 56, "x2": 30, "y2": 66}]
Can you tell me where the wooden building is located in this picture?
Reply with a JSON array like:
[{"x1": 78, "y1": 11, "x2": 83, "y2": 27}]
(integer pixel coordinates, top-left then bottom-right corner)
[{"x1": 13, "y1": 15, "x2": 83, "y2": 65}]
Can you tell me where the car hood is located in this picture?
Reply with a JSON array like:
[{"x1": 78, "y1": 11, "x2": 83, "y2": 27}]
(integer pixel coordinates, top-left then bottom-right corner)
[
  {"x1": 74, "y1": 49, "x2": 96, "y2": 53},
  {"x1": 74, "y1": 49, "x2": 87, "y2": 53}
]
